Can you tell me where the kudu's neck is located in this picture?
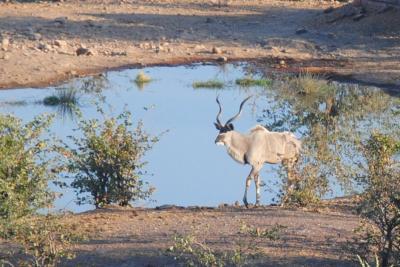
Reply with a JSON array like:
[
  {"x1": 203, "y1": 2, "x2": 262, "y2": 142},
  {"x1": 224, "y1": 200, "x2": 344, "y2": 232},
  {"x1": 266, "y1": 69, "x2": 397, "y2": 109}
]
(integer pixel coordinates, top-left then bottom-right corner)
[{"x1": 224, "y1": 131, "x2": 249, "y2": 164}]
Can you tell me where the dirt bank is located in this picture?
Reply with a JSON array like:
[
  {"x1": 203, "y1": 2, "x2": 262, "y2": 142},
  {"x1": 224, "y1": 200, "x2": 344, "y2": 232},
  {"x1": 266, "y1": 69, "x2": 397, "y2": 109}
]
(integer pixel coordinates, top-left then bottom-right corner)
[
  {"x1": 0, "y1": 199, "x2": 360, "y2": 266},
  {"x1": 0, "y1": 0, "x2": 399, "y2": 89}
]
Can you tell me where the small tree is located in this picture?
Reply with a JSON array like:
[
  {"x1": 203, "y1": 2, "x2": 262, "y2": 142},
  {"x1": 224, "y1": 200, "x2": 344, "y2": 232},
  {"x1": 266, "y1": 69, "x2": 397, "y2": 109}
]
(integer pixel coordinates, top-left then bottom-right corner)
[
  {"x1": 62, "y1": 109, "x2": 158, "y2": 208},
  {"x1": 355, "y1": 133, "x2": 400, "y2": 267},
  {"x1": 0, "y1": 114, "x2": 55, "y2": 223}
]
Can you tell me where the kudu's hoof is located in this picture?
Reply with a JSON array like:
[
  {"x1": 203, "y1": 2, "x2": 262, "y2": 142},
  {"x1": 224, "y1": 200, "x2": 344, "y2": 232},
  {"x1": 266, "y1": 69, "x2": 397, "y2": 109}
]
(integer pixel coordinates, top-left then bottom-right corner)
[{"x1": 243, "y1": 199, "x2": 249, "y2": 208}]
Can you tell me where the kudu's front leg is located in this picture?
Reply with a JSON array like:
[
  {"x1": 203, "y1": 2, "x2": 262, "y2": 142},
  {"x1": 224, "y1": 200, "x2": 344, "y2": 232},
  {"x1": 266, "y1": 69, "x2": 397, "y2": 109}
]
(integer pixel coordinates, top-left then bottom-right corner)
[
  {"x1": 243, "y1": 174, "x2": 252, "y2": 208},
  {"x1": 243, "y1": 166, "x2": 261, "y2": 208}
]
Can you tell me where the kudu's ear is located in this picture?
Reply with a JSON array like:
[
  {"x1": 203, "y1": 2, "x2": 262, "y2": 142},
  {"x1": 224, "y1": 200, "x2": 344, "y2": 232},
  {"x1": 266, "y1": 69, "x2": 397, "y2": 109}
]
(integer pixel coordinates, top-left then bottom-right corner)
[
  {"x1": 227, "y1": 123, "x2": 234, "y2": 130},
  {"x1": 214, "y1": 123, "x2": 221, "y2": 130}
]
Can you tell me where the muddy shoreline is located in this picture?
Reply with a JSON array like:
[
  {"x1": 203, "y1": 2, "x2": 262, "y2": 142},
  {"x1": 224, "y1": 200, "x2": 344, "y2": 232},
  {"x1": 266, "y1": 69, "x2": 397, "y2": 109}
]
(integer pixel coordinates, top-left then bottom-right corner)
[{"x1": 1, "y1": 0, "x2": 399, "y2": 90}]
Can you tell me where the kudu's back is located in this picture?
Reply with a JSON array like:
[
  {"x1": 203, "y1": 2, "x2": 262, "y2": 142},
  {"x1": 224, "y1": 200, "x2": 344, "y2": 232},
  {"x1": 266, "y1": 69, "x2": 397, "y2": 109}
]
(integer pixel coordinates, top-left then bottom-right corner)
[{"x1": 247, "y1": 125, "x2": 301, "y2": 165}]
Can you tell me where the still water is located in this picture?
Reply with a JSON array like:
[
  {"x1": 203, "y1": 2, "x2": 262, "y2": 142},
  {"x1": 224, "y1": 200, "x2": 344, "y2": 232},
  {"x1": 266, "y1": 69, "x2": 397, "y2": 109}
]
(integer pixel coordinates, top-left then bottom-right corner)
[{"x1": 0, "y1": 63, "x2": 398, "y2": 212}]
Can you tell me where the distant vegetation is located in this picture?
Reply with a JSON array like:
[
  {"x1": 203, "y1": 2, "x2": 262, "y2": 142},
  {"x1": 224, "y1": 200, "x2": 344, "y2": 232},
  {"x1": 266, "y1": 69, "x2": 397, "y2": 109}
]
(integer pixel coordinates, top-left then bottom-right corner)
[
  {"x1": 235, "y1": 77, "x2": 272, "y2": 87},
  {"x1": 192, "y1": 79, "x2": 224, "y2": 89},
  {"x1": 288, "y1": 72, "x2": 334, "y2": 96}
]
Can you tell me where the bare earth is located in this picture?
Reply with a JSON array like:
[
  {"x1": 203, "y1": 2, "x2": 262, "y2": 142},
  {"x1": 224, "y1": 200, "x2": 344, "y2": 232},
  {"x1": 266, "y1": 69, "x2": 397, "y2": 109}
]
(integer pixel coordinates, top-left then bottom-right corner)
[
  {"x1": 63, "y1": 200, "x2": 360, "y2": 266},
  {"x1": 0, "y1": 0, "x2": 399, "y2": 89},
  {"x1": 0, "y1": 199, "x2": 361, "y2": 266}
]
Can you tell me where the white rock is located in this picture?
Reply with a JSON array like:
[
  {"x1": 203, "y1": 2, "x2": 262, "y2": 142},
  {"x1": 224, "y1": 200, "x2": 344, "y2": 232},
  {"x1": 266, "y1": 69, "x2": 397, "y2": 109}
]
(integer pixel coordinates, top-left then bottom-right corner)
[
  {"x1": 1, "y1": 38, "x2": 10, "y2": 51},
  {"x1": 54, "y1": 40, "x2": 67, "y2": 48}
]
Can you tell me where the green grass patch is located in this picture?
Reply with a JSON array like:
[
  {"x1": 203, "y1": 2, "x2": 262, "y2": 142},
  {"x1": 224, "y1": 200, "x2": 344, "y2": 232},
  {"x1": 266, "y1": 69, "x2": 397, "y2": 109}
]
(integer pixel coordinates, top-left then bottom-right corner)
[
  {"x1": 192, "y1": 79, "x2": 224, "y2": 89},
  {"x1": 235, "y1": 77, "x2": 272, "y2": 87},
  {"x1": 290, "y1": 72, "x2": 333, "y2": 95},
  {"x1": 134, "y1": 72, "x2": 152, "y2": 86},
  {"x1": 43, "y1": 89, "x2": 79, "y2": 106}
]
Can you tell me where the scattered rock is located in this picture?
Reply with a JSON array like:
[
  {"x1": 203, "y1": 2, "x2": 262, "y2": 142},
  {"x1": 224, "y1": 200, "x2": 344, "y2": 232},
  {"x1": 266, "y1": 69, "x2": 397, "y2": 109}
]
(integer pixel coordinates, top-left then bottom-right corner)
[
  {"x1": 110, "y1": 51, "x2": 127, "y2": 56},
  {"x1": 54, "y1": 17, "x2": 67, "y2": 25},
  {"x1": 353, "y1": 13, "x2": 365, "y2": 21},
  {"x1": 26, "y1": 31, "x2": 41, "y2": 41},
  {"x1": 324, "y1": 6, "x2": 335, "y2": 14},
  {"x1": 327, "y1": 32, "x2": 336, "y2": 39},
  {"x1": 1, "y1": 38, "x2": 9, "y2": 51},
  {"x1": 216, "y1": 56, "x2": 227, "y2": 62},
  {"x1": 68, "y1": 70, "x2": 77, "y2": 76},
  {"x1": 212, "y1": 46, "x2": 222, "y2": 54},
  {"x1": 295, "y1": 28, "x2": 308, "y2": 35},
  {"x1": 377, "y1": 5, "x2": 394, "y2": 14},
  {"x1": 155, "y1": 46, "x2": 163, "y2": 53},
  {"x1": 155, "y1": 205, "x2": 184, "y2": 210},
  {"x1": 279, "y1": 59, "x2": 286, "y2": 66},
  {"x1": 38, "y1": 42, "x2": 52, "y2": 52},
  {"x1": 218, "y1": 203, "x2": 229, "y2": 208},
  {"x1": 1, "y1": 53, "x2": 10, "y2": 60},
  {"x1": 76, "y1": 47, "x2": 93, "y2": 56},
  {"x1": 194, "y1": 44, "x2": 205, "y2": 50},
  {"x1": 54, "y1": 40, "x2": 67, "y2": 48},
  {"x1": 86, "y1": 20, "x2": 96, "y2": 27},
  {"x1": 205, "y1": 17, "x2": 214, "y2": 23}
]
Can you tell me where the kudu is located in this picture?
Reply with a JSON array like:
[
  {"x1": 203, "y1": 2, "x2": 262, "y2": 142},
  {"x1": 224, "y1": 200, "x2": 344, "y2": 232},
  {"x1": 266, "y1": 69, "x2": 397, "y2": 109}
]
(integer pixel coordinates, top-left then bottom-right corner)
[{"x1": 214, "y1": 96, "x2": 301, "y2": 207}]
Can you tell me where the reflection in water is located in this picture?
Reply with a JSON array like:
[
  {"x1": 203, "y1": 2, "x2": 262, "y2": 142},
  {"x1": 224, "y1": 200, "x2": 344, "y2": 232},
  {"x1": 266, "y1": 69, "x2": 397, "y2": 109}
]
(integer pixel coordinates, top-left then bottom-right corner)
[
  {"x1": 0, "y1": 64, "x2": 399, "y2": 212},
  {"x1": 258, "y1": 73, "x2": 399, "y2": 201}
]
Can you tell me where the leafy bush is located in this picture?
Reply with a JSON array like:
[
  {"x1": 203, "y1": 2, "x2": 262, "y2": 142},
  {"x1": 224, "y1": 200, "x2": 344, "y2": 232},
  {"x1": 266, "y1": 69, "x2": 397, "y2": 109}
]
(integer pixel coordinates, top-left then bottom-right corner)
[
  {"x1": 353, "y1": 133, "x2": 400, "y2": 267},
  {"x1": 0, "y1": 114, "x2": 80, "y2": 267},
  {"x1": 61, "y1": 109, "x2": 158, "y2": 208},
  {"x1": 0, "y1": 114, "x2": 55, "y2": 222}
]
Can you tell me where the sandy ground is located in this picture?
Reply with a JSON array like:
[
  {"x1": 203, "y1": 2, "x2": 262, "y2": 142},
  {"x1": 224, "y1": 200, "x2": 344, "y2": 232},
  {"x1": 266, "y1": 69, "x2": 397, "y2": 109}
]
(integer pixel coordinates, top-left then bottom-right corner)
[
  {"x1": 0, "y1": 0, "x2": 399, "y2": 89},
  {"x1": 0, "y1": 199, "x2": 362, "y2": 266}
]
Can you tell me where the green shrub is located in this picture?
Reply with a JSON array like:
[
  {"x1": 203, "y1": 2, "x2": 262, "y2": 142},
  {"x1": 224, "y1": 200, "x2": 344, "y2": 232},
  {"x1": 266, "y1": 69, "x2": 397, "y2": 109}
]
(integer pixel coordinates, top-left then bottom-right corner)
[
  {"x1": 0, "y1": 114, "x2": 55, "y2": 222},
  {"x1": 61, "y1": 109, "x2": 158, "y2": 208},
  {"x1": 353, "y1": 133, "x2": 400, "y2": 267}
]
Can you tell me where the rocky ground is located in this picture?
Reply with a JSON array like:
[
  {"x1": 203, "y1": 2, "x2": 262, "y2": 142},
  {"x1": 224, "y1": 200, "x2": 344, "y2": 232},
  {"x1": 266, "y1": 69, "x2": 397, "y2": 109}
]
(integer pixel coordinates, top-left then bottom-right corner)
[{"x1": 0, "y1": 0, "x2": 399, "y2": 89}]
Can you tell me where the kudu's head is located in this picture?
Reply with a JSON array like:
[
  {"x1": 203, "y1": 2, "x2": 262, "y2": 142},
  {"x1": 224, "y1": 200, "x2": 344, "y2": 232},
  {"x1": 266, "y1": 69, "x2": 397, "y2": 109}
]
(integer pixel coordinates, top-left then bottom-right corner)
[{"x1": 214, "y1": 96, "x2": 251, "y2": 146}]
